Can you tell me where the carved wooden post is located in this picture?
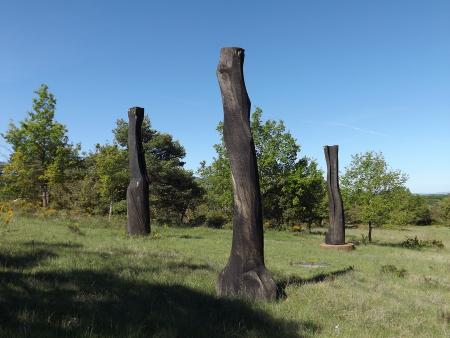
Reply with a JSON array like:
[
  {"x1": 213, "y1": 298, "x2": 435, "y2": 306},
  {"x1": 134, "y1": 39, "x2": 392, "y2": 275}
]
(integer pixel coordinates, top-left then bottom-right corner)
[
  {"x1": 126, "y1": 107, "x2": 150, "y2": 235},
  {"x1": 324, "y1": 145, "x2": 345, "y2": 245},
  {"x1": 216, "y1": 47, "x2": 276, "y2": 301}
]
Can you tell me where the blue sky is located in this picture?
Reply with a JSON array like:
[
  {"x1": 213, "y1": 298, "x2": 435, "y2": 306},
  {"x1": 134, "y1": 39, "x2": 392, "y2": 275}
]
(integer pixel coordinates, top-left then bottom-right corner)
[{"x1": 0, "y1": 0, "x2": 449, "y2": 193}]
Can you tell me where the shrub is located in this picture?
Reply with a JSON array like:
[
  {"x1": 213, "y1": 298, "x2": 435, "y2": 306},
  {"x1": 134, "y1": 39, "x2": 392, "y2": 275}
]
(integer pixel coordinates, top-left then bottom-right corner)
[
  {"x1": 400, "y1": 236, "x2": 444, "y2": 249},
  {"x1": 0, "y1": 203, "x2": 13, "y2": 225},
  {"x1": 35, "y1": 208, "x2": 58, "y2": 219},
  {"x1": 206, "y1": 213, "x2": 227, "y2": 229},
  {"x1": 291, "y1": 224, "x2": 302, "y2": 232},
  {"x1": 380, "y1": 264, "x2": 407, "y2": 278},
  {"x1": 11, "y1": 199, "x2": 40, "y2": 215},
  {"x1": 439, "y1": 310, "x2": 450, "y2": 325},
  {"x1": 67, "y1": 222, "x2": 84, "y2": 235},
  {"x1": 263, "y1": 220, "x2": 273, "y2": 230},
  {"x1": 360, "y1": 234, "x2": 369, "y2": 245},
  {"x1": 189, "y1": 214, "x2": 207, "y2": 227},
  {"x1": 112, "y1": 200, "x2": 127, "y2": 215},
  {"x1": 150, "y1": 231, "x2": 162, "y2": 240}
]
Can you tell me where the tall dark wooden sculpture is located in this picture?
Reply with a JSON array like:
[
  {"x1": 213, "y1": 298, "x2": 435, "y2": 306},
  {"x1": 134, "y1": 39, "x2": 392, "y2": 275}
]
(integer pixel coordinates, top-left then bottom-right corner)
[
  {"x1": 126, "y1": 107, "x2": 150, "y2": 235},
  {"x1": 216, "y1": 47, "x2": 276, "y2": 301},
  {"x1": 324, "y1": 145, "x2": 345, "y2": 245}
]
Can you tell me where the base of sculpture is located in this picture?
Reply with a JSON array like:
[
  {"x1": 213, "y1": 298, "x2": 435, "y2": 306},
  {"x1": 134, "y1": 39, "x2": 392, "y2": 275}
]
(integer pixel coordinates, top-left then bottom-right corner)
[
  {"x1": 320, "y1": 243, "x2": 355, "y2": 251},
  {"x1": 216, "y1": 265, "x2": 276, "y2": 301},
  {"x1": 126, "y1": 177, "x2": 150, "y2": 235}
]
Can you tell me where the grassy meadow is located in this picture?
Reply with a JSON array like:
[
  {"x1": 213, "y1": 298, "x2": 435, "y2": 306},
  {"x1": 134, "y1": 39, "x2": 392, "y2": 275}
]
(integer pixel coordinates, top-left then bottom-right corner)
[{"x1": 0, "y1": 216, "x2": 449, "y2": 338}]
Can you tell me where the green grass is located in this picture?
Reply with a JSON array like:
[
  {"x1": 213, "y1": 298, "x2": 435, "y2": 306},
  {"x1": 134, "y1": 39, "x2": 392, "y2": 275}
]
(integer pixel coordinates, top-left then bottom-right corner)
[{"x1": 1, "y1": 216, "x2": 450, "y2": 337}]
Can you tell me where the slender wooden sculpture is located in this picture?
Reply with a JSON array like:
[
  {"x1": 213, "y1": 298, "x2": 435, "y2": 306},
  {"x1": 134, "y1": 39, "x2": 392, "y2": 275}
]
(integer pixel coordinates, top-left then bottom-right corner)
[
  {"x1": 216, "y1": 47, "x2": 276, "y2": 301},
  {"x1": 126, "y1": 107, "x2": 150, "y2": 235},
  {"x1": 324, "y1": 145, "x2": 345, "y2": 245}
]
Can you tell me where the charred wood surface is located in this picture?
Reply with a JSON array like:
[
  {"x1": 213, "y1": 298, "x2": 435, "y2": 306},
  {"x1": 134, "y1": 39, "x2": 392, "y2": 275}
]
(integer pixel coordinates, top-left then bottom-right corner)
[
  {"x1": 216, "y1": 47, "x2": 276, "y2": 301},
  {"x1": 126, "y1": 107, "x2": 150, "y2": 235},
  {"x1": 324, "y1": 145, "x2": 345, "y2": 245}
]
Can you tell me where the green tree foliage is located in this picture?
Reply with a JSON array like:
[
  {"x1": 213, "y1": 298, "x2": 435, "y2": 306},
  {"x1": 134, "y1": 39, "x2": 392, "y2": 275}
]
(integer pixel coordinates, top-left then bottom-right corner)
[
  {"x1": 91, "y1": 144, "x2": 128, "y2": 221},
  {"x1": 341, "y1": 151, "x2": 408, "y2": 241},
  {"x1": 68, "y1": 156, "x2": 100, "y2": 215},
  {"x1": 0, "y1": 162, "x2": 7, "y2": 201},
  {"x1": 421, "y1": 194, "x2": 450, "y2": 225},
  {"x1": 251, "y1": 108, "x2": 301, "y2": 223},
  {"x1": 2, "y1": 84, "x2": 79, "y2": 207},
  {"x1": 197, "y1": 126, "x2": 232, "y2": 217},
  {"x1": 439, "y1": 196, "x2": 450, "y2": 224},
  {"x1": 199, "y1": 108, "x2": 325, "y2": 228},
  {"x1": 388, "y1": 189, "x2": 432, "y2": 226},
  {"x1": 281, "y1": 159, "x2": 326, "y2": 230},
  {"x1": 113, "y1": 116, "x2": 204, "y2": 224}
]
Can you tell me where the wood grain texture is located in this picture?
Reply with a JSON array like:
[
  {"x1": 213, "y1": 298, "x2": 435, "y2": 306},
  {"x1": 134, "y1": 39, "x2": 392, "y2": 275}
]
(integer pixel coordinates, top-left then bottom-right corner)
[
  {"x1": 216, "y1": 47, "x2": 276, "y2": 301},
  {"x1": 324, "y1": 145, "x2": 345, "y2": 245},
  {"x1": 126, "y1": 107, "x2": 150, "y2": 235}
]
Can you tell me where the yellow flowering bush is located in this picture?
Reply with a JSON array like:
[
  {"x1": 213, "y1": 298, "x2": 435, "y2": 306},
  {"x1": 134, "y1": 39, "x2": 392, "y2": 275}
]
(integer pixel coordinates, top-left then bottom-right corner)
[
  {"x1": 0, "y1": 203, "x2": 13, "y2": 225},
  {"x1": 36, "y1": 207, "x2": 58, "y2": 219},
  {"x1": 291, "y1": 224, "x2": 302, "y2": 232}
]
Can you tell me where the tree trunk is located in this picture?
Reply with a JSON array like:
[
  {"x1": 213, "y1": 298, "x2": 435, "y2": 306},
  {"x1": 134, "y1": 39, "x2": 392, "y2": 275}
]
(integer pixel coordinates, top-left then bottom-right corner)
[
  {"x1": 109, "y1": 200, "x2": 113, "y2": 223},
  {"x1": 126, "y1": 107, "x2": 150, "y2": 235},
  {"x1": 42, "y1": 188, "x2": 49, "y2": 208},
  {"x1": 42, "y1": 192, "x2": 47, "y2": 208},
  {"x1": 180, "y1": 209, "x2": 187, "y2": 224},
  {"x1": 368, "y1": 221, "x2": 372, "y2": 242},
  {"x1": 324, "y1": 145, "x2": 345, "y2": 245},
  {"x1": 307, "y1": 221, "x2": 312, "y2": 233},
  {"x1": 216, "y1": 47, "x2": 276, "y2": 301}
]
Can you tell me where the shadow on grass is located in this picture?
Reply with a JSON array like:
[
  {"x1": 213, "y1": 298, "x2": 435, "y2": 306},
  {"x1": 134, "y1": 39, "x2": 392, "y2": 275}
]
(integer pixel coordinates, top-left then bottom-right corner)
[
  {"x1": 108, "y1": 261, "x2": 216, "y2": 276},
  {"x1": 0, "y1": 256, "x2": 320, "y2": 337},
  {"x1": 75, "y1": 250, "x2": 215, "y2": 274},
  {"x1": 178, "y1": 235, "x2": 203, "y2": 240},
  {"x1": 276, "y1": 266, "x2": 354, "y2": 300},
  {"x1": 22, "y1": 241, "x2": 84, "y2": 249},
  {"x1": 358, "y1": 240, "x2": 438, "y2": 250},
  {"x1": 367, "y1": 241, "x2": 408, "y2": 249},
  {"x1": 166, "y1": 261, "x2": 215, "y2": 272},
  {"x1": 0, "y1": 250, "x2": 57, "y2": 269}
]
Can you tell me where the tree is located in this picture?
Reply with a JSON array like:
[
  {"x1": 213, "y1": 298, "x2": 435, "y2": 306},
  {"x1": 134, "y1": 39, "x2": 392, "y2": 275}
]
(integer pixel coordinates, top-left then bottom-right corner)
[
  {"x1": 113, "y1": 115, "x2": 204, "y2": 224},
  {"x1": 341, "y1": 151, "x2": 408, "y2": 241},
  {"x1": 280, "y1": 158, "x2": 326, "y2": 230},
  {"x1": 92, "y1": 144, "x2": 128, "y2": 221},
  {"x1": 439, "y1": 196, "x2": 450, "y2": 224},
  {"x1": 2, "y1": 84, "x2": 79, "y2": 207},
  {"x1": 0, "y1": 162, "x2": 8, "y2": 201},
  {"x1": 199, "y1": 108, "x2": 325, "y2": 228},
  {"x1": 153, "y1": 165, "x2": 204, "y2": 223},
  {"x1": 251, "y1": 108, "x2": 300, "y2": 223},
  {"x1": 68, "y1": 156, "x2": 102, "y2": 215},
  {"x1": 197, "y1": 125, "x2": 232, "y2": 217},
  {"x1": 388, "y1": 189, "x2": 432, "y2": 226}
]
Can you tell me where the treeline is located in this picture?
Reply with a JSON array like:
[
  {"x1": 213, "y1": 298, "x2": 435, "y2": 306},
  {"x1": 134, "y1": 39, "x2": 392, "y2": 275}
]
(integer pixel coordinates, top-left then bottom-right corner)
[
  {"x1": 1, "y1": 85, "x2": 449, "y2": 228},
  {"x1": 198, "y1": 107, "x2": 326, "y2": 229},
  {"x1": 0, "y1": 85, "x2": 203, "y2": 224},
  {"x1": 340, "y1": 152, "x2": 448, "y2": 228}
]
